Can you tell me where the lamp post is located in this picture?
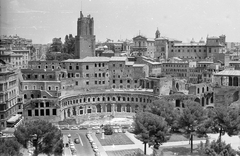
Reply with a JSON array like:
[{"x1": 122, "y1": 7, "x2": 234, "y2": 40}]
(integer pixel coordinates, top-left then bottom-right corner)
[{"x1": 101, "y1": 128, "x2": 105, "y2": 139}]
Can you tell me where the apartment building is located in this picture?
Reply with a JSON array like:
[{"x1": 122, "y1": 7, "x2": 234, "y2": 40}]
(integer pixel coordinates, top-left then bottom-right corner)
[{"x1": 0, "y1": 60, "x2": 22, "y2": 129}]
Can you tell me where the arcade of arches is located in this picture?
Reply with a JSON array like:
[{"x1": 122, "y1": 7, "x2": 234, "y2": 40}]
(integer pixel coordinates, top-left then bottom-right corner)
[{"x1": 59, "y1": 92, "x2": 158, "y2": 121}]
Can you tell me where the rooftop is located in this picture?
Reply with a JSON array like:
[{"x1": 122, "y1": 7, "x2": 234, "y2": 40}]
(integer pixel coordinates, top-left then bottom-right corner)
[
  {"x1": 155, "y1": 36, "x2": 181, "y2": 42},
  {"x1": 133, "y1": 64, "x2": 145, "y2": 67},
  {"x1": 198, "y1": 61, "x2": 214, "y2": 64},
  {"x1": 62, "y1": 57, "x2": 110, "y2": 63},
  {"x1": 125, "y1": 62, "x2": 134, "y2": 66},
  {"x1": 109, "y1": 57, "x2": 127, "y2": 62},
  {"x1": 174, "y1": 42, "x2": 206, "y2": 46},
  {"x1": 214, "y1": 69, "x2": 240, "y2": 76}
]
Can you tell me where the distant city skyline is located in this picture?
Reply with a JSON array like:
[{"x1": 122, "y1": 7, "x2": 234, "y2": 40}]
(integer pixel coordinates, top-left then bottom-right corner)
[{"x1": 1, "y1": 0, "x2": 240, "y2": 44}]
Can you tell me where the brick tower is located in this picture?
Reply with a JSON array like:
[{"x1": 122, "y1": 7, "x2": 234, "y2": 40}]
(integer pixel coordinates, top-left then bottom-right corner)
[{"x1": 75, "y1": 11, "x2": 95, "y2": 59}]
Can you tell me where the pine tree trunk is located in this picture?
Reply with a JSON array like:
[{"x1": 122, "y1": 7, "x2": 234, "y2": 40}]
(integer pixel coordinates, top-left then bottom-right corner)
[
  {"x1": 219, "y1": 126, "x2": 223, "y2": 141},
  {"x1": 190, "y1": 134, "x2": 193, "y2": 153},
  {"x1": 144, "y1": 143, "x2": 147, "y2": 155}
]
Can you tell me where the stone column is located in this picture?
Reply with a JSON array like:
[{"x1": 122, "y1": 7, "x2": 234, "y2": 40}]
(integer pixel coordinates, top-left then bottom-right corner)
[{"x1": 76, "y1": 107, "x2": 79, "y2": 116}]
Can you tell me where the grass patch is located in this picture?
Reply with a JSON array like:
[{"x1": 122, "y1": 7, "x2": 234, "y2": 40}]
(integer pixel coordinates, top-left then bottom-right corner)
[
  {"x1": 96, "y1": 133, "x2": 134, "y2": 146},
  {"x1": 106, "y1": 148, "x2": 143, "y2": 156},
  {"x1": 168, "y1": 133, "x2": 205, "y2": 142},
  {"x1": 159, "y1": 144, "x2": 200, "y2": 156}
]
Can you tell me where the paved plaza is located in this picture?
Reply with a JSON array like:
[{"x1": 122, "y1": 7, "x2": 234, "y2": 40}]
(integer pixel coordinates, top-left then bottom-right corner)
[{"x1": 61, "y1": 117, "x2": 240, "y2": 156}]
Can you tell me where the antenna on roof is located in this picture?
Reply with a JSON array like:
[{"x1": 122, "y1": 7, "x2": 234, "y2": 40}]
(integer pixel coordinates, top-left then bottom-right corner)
[{"x1": 80, "y1": 0, "x2": 82, "y2": 12}]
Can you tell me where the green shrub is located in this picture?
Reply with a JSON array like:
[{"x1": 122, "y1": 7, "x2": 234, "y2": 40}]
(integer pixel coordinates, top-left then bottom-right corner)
[{"x1": 103, "y1": 125, "x2": 113, "y2": 135}]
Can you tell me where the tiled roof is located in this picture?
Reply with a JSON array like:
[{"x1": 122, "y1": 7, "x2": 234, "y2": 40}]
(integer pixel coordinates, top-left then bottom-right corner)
[
  {"x1": 147, "y1": 38, "x2": 155, "y2": 42},
  {"x1": 214, "y1": 70, "x2": 240, "y2": 76},
  {"x1": 155, "y1": 36, "x2": 181, "y2": 42},
  {"x1": 174, "y1": 43, "x2": 206, "y2": 46},
  {"x1": 133, "y1": 64, "x2": 145, "y2": 67},
  {"x1": 109, "y1": 57, "x2": 127, "y2": 61},
  {"x1": 62, "y1": 57, "x2": 110, "y2": 63},
  {"x1": 198, "y1": 61, "x2": 213, "y2": 64},
  {"x1": 125, "y1": 62, "x2": 134, "y2": 66}
]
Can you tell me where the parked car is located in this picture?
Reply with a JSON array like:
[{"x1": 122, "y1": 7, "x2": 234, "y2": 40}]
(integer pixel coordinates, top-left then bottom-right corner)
[
  {"x1": 91, "y1": 142, "x2": 96, "y2": 147},
  {"x1": 96, "y1": 130, "x2": 100, "y2": 134},
  {"x1": 71, "y1": 126, "x2": 79, "y2": 130},
  {"x1": 74, "y1": 138, "x2": 80, "y2": 144},
  {"x1": 93, "y1": 148, "x2": 99, "y2": 152},
  {"x1": 79, "y1": 126, "x2": 88, "y2": 130},
  {"x1": 95, "y1": 152, "x2": 101, "y2": 156},
  {"x1": 92, "y1": 126, "x2": 100, "y2": 130},
  {"x1": 61, "y1": 127, "x2": 69, "y2": 130}
]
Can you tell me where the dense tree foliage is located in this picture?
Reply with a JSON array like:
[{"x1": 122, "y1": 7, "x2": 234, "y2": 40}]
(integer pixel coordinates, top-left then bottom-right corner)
[
  {"x1": 203, "y1": 104, "x2": 240, "y2": 140},
  {"x1": 149, "y1": 99, "x2": 180, "y2": 131},
  {"x1": 46, "y1": 52, "x2": 74, "y2": 61},
  {"x1": 198, "y1": 138, "x2": 238, "y2": 156},
  {"x1": 14, "y1": 120, "x2": 63, "y2": 156},
  {"x1": 50, "y1": 38, "x2": 63, "y2": 52},
  {"x1": 63, "y1": 34, "x2": 75, "y2": 54},
  {"x1": 178, "y1": 100, "x2": 208, "y2": 153},
  {"x1": 133, "y1": 112, "x2": 170, "y2": 154},
  {"x1": 0, "y1": 138, "x2": 22, "y2": 156},
  {"x1": 103, "y1": 125, "x2": 113, "y2": 135}
]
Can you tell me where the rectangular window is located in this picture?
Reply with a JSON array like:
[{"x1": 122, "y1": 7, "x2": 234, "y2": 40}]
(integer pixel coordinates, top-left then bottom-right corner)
[
  {"x1": 76, "y1": 66, "x2": 79, "y2": 70},
  {"x1": 120, "y1": 80, "x2": 123, "y2": 83},
  {"x1": 76, "y1": 81, "x2": 78, "y2": 86},
  {"x1": 86, "y1": 74, "x2": 89, "y2": 77},
  {"x1": 28, "y1": 110, "x2": 32, "y2": 116},
  {"x1": 40, "y1": 102, "x2": 44, "y2": 107},
  {"x1": 113, "y1": 80, "x2": 115, "y2": 83},
  {"x1": 52, "y1": 109, "x2": 57, "y2": 115},
  {"x1": 86, "y1": 81, "x2": 89, "y2": 85},
  {"x1": 95, "y1": 73, "x2": 97, "y2": 77},
  {"x1": 95, "y1": 81, "x2": 97, "y2": 84},
  {"x1": 46, "y1": 109, "x2": 50, "y2": 116},
  {"x1": 103, "y1": 73, "x2": 105, "y2": 77},
  {"x1": 35, "y1": 109, "x2": 39, "y2": 116},
  {"x1": 102, "y1": 81, "x2": 105, "y2": 84},
  {"x1": 45, "y1": 102, "x2": 49, "y2": 107},
  {"x1": 42, "y1": 75, "x2": 45, "y2": 79},
  {"x1": 99, "y1": 73, "x2": 101, "y2": 77},
  {"x1": 40, "y1": 109, "x2": 44, "y2": 116},
  {"x1": 99, "y1": 81, "x2": 101, "y2": 84},
  {"x1": 86, "y1": 65, "x2": 89, "y2": 70}
]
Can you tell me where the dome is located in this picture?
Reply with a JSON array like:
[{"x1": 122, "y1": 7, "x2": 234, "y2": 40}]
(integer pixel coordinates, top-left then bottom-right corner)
[
  {"x1": 199, "y1": 38, "x2": 205, "y2": 43},
  {"x1": 190, "y1": 38, "x2": 195, "y2": 43}
]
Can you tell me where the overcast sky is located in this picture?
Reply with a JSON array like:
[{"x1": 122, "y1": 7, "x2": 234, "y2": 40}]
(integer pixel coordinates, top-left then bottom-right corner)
[{"x1": 1, "y1": 0, "x2": 240, "y2": 44}]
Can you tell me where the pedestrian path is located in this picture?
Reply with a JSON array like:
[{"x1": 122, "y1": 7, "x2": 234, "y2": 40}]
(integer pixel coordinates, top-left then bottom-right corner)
[{"x1": 92, "y1": 133, "x2": 108, "y2": 156}]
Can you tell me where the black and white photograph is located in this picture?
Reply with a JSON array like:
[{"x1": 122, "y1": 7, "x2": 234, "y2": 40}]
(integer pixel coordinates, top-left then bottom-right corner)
[{"x1": 0, "y1": 0, "x2": 240, "y2": 156}]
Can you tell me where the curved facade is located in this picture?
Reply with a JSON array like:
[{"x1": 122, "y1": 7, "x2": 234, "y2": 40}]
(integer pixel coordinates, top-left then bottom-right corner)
[{"x1": 59, "y1": 91, "x2": 159, "y2": 122}]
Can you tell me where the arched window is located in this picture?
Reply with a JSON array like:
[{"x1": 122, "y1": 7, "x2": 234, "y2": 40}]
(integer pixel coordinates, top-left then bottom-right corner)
[{"x1": 24, "y1": 94, "x2": 27, "y2": 99}]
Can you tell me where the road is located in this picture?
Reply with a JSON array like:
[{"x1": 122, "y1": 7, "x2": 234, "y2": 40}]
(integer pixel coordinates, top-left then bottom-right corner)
[{"x1": 62, "y1": 130, "x2": 95, "y2": 156}]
